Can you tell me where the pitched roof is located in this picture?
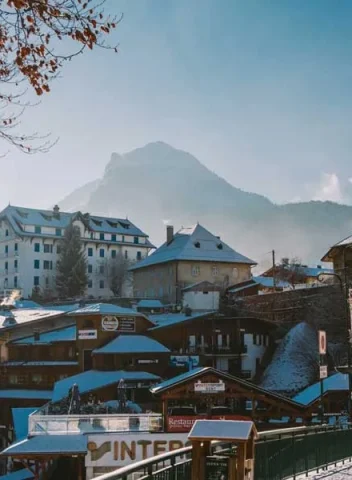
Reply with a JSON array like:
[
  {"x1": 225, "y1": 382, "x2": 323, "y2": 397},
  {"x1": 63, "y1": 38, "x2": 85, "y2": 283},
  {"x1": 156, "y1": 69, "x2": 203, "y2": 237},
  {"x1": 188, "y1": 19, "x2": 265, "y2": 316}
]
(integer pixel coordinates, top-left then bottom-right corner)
[
  {"x1": 69, "y1": 303, "x2": 144, "y2": 317},
  {"x1": 52, "y1": 370, "x2": 161, "y2": 402},
  {"x1": 130, "y1": 224, "x2": 256, "y2": 271},
  {"x1": 93, "y1": 334, "x2": 170, "y2": 354},
  {"x1": 189, "y1": 420, "x2": 255, "y2": 441},
  {"x1": 0, "y1": 390, "x2": 52, "y2": 400},
  {"x1": 0, "y1": 308, "x2": 68, "y2": 331},
  {"x1": 293, "y1": 373, "x2": 348, "y2": 406},
  {"x1": 0, "y1": 435, "x2": 87, "y2": 456},
  {"x1": 150, "y1": 367, "x2": 306, "y2": 410},
  {"x1": 13, "y1": 300, "x2": 42, "y2": 309},
  {"x1": 0, "y1": 205, "x2": 152, "y2": 242},
  {"x1": 254, "y1": 276, "x2": 291, "y2": 289},
  {"x1": 0, "y1": 469, "x2": 34, "y2": 480},
  {"x1": 148, "y1": 311, "x2": 215, "y2": 331},
  {"x1": 12, "y1": 325, "x2": 76, "y2": 345}
]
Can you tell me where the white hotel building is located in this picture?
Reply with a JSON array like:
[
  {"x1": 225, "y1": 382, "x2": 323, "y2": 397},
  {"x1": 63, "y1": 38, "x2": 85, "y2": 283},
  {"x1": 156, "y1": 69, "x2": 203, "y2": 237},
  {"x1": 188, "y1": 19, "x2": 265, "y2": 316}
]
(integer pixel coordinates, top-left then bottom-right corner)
[{"x1": 0, "y1": 205, "x2": 154, "y2": 299}]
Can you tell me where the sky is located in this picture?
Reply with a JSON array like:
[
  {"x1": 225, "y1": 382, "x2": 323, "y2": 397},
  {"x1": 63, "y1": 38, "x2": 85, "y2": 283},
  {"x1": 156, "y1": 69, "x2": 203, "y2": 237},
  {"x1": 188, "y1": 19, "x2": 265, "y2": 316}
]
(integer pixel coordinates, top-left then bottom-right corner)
[{"x1": 2, "y1": 0, "x2": 352, "y2": 208}]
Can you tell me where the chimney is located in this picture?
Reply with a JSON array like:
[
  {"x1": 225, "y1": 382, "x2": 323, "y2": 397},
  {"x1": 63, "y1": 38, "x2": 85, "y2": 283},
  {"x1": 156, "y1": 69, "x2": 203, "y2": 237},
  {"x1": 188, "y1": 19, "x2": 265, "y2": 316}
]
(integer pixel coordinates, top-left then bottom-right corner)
[{"x1": 166, "y1": 225, "x2": 174, "y2": 245}]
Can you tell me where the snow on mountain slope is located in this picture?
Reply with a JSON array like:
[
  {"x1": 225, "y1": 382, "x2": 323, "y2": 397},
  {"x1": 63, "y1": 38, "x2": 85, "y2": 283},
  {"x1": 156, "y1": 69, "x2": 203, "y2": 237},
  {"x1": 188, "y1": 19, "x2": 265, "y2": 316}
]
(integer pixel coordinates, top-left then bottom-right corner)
[{"x1": 261, "y1": 322, "x2": 319, "y2": 394}]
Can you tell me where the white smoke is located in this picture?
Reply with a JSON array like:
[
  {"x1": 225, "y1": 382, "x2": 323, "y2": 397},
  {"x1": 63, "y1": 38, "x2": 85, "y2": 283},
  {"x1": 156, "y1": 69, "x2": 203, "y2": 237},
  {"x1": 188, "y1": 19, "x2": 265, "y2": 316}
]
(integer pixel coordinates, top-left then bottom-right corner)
[{"x1": 0, "y1": 290, "x2": 21, "y2": 307}]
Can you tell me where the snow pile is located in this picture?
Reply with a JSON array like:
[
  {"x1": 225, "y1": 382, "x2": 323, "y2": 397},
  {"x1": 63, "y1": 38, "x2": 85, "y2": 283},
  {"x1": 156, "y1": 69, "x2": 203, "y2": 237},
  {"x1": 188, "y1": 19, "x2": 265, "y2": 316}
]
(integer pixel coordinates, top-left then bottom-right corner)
[{"x1": 261, "y1": 322, "x2": 318, "y2": 394}]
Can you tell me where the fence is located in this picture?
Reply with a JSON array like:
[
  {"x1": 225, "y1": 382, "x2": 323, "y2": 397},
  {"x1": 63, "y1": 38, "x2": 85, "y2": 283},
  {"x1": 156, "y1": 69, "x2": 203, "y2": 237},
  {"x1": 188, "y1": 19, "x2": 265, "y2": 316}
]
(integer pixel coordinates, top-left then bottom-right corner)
[{"x1": 90, "y1": 425, "x2": 352, "y2": 480}]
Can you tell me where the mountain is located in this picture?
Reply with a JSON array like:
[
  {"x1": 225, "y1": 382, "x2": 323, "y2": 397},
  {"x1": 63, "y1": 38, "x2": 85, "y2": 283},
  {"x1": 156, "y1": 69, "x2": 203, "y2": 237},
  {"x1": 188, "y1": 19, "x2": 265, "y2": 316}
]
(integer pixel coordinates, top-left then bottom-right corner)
[{"x1": 58, "y1": 142, "x2": 352, "y2": 270}]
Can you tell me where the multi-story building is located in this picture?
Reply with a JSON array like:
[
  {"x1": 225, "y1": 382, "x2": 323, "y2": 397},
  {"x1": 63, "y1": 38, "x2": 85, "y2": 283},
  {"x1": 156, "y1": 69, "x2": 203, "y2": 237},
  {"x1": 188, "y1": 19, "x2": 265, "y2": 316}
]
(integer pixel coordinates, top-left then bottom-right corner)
[
  {"x1": 130, "y1": 224, "x2": 257, "y2": 303},
  {"x1": 0, "y1": 205, "x2": 154, "y2": 299}
]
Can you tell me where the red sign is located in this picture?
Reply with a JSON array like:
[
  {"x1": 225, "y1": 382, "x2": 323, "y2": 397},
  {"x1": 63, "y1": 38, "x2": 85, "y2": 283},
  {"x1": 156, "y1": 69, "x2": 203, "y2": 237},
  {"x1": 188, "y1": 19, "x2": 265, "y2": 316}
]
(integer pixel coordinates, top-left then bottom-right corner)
[
  {"x1": 167, "y1": 415, "x2": 252, "y2": 433},
  {"x1": 318, "y1": 330, "x2": 326, "y2": 355}
]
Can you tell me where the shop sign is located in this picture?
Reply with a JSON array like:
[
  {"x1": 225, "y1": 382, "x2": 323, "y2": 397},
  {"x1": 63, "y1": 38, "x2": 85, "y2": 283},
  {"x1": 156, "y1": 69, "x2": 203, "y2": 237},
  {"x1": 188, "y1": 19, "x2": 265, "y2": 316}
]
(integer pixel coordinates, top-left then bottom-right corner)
[
  {"x1": 194, "y1": 381, "x2": 225, "y2": 393},
  {"x1": 86, "y1": 433, "x2": 190, "y2": 467},
  {"x1": 78, "y1": 329, "x2": 97, "y2": 340},
  {"x1": 137, "y1": 359, "x2": 159, "y2": 364},
  {"x1": 318, "y1": 330, "x2": 326, "y2": 355},
  {"x1": 101, "y1": 316, "x2": 136, "y2": 332},
  {"x1": 320, "y1": 365, "x2": 328, "y2": 379},
  {"x1": 170, "y1": 356, "x2": 200, "y2": 368}
]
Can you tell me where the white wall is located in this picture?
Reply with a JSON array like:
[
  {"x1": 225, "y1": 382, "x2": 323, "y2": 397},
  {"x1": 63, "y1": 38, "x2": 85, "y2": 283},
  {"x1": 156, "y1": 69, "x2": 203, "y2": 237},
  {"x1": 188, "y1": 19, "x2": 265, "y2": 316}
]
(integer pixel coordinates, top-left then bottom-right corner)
[
  {"x1": 242, "y1": 333, "x2": 269, "y2": 378},
  {"x1": 183, "y1": 291, "x2": 220, "y2": 310}
]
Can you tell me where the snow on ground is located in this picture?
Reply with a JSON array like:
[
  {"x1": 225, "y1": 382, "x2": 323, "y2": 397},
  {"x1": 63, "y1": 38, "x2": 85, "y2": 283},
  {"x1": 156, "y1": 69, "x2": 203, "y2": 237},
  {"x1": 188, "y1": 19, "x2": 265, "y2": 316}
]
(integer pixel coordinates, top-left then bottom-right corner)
[
  {"x1": 291, "y1": 460, "x2": 352, "y2": 479},
  {"x1": 261, "y1": 322, "x2": 318, "y2": 394}
]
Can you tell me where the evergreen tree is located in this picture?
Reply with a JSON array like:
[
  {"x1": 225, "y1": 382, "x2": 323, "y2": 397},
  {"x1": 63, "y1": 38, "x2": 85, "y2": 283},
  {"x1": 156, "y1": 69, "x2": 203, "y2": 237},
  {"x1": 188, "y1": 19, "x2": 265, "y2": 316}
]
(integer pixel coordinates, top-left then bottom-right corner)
[{"x1": 56, "y1": 224, "x2": 88, "y2": 298}]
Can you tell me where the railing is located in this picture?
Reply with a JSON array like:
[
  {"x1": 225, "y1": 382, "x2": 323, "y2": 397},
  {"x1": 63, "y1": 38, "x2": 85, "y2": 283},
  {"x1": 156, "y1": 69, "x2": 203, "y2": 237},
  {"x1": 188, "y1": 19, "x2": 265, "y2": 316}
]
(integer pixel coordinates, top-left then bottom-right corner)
[
  {"x1": 90, "y1": 425, "x2": 352, "y2": 480},
  {"x1": 28, "y1": 413, "x2": 163, "y2": 435}
]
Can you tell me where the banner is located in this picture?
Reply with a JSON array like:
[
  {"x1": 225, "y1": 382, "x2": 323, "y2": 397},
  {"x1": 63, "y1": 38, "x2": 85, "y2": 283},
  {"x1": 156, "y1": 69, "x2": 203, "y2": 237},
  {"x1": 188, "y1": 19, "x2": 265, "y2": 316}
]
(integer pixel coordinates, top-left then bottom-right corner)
[
  {"x1": 86, "y1": 433, "x2": 190, "y2": 467},
  {"x1": 78, "y1": 329, "x2": 97, "y2": 340},
  {"x1": 101, "y1": 316, "x2": 135, "y2": 332},
  {"x1": 170, "y1": 356, "x2": 200, "y2": 368}
]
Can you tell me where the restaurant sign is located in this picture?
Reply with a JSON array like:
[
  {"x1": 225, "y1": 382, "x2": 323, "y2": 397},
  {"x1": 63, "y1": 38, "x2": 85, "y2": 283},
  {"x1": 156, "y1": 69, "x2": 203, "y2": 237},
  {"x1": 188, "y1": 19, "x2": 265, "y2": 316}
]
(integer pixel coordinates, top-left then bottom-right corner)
[
  {"x1": 101, "y1": 316, "x2": 136, "y2": 332},
  {"x1": 167, "y1": 415, "x2": 252, "y2": 433},
  {"x1": 194, "y1": 381, "x2": 225, "y2": 393},
  {"x1": 78, "y1": 329, "x2": 97, "y2": 340},
  {"x1": 86, "y1": 433, "x2": 190, "y2": 467}
]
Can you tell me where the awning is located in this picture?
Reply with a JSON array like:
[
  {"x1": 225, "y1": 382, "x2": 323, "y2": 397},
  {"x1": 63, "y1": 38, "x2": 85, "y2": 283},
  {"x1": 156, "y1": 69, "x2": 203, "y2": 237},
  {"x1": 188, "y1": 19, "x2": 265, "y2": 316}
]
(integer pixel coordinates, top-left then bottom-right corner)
[
  {"x1": 0, "y1": 469, "x2": 34, "y2": 480},
  {"x1": 1, "y1": 435, "x2": 87, "y2": 457}
]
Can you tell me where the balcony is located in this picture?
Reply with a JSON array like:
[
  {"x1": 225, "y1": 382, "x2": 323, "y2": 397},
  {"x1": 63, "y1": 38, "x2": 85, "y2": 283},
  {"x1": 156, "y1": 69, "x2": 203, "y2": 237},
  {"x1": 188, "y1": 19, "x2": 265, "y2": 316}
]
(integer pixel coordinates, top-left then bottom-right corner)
[
  {"x1": 28, "y1": 412, "x2": 163, "y2": 435},
  {"x1": 188, "y1": 344, "x2": 247, "y2": 356}
]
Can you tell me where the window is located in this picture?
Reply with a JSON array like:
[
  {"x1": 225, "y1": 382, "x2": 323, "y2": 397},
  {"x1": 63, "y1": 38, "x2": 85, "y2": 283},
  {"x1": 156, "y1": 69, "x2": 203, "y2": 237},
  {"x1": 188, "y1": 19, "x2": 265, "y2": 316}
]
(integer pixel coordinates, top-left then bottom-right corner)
[
  {"x1": 43, "y1": 260, "x2": 53, "y2": 270},
  {"x1": 111, "y1": 234, "x2": 116, "y2": 242},
  {"x1": 32, "y1": 374, "x2": 43, "y2": 384},
  {"x1": 56, "y1": 228, "x2": 62, "y2": 236},
  {"x1": 136, "y1": 251, "x2": 142, "y2": 261},
  {"x1": 253, "y1": 334, "x2": 257, "y2": 345},
  {"x1": 99, "y1": 248, "x2": 104, "y2": 258},
  {"x1": 88, "y1": 247, "x2": 93, "y2": 257},
  {"x1": 122, "y1": 235, "x2": 125, "y2": 243},
  {"x1": 5, "y1": 261, "x2": 8, "y2": 272},
  {"x1": 4, "y1": 278, "x2": 8, "y2": 287},
  {"x1": 124, "y1": 250, "x2": 128, "y2": 259},
  {"x1": 5, "y1": 229, "x2": 8, "y2": 237},
  {"x1": 5, "y1": 245, "x2": 8, "y2": 255},
  {"x1": 100, "y1": 233, "x2": 105, "y2": 241},
  {"x1": 34, "y1": 276, "x2": 39, "y2": 286},
  {"x1": 88, "y1": 264, "x2": 93, "y2": 273},
  {"x1": 99, "y1": 265, "x2": 104, "y2": 274},
  {"x1": 111, "y1": 250, "x2": 116, "y2": 259},
  {"x1": 134, "y1": 236, "x2": 139, "y2": 244},
  {"x1": 14, "y1": 276, "x2": 17, "y2": 288},
  {"x1": 34, "y1": 260, "x2": 40, "y2": 269},
  {"x1": 57, "y1": 245, "x2": 61, "y2": 254},
  {"x1": 44, "y1": 244, "x2": 53, "y2": 253},
  {"x1": 34, "y1": 243, "x2": 40, "y2": 253},
  {"x1": 9, "y1": 375, "x2": 18, "y2": 385},
  {"x1": 99, "y1": 280, "x2": 104, "y2": 289},
  {"x1": 88, "y1": 279, "x2": 93, "y2": 288},
  {"x1": 191, "y1": 265, "x2": 200, "y2": 277},
  {"x1": 45, "y1": 277, "x2": 49, "y2": 287},
  {"x1": 14, "y1": 260, "x2": 18, "y2": 270},
  {"x1": 35, "y1": 226, "x2": 41, "y2": 234},
  {"x1": 212, "y1": 266, "x2": 219, "y2": 276}
]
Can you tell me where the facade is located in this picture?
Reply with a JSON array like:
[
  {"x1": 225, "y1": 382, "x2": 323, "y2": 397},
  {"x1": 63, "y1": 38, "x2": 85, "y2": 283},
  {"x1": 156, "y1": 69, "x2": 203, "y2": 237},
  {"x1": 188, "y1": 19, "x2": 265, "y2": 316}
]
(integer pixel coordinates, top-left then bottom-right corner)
[
  {"x1": 0, "y1": 205, "x2": 154, "y2": 300},
  {"x1": 321, "y1": 236, "x2": 352, "y2": 284},
  {"x1": 131, "y1": 224, "x2": 256, "y2": 304}
]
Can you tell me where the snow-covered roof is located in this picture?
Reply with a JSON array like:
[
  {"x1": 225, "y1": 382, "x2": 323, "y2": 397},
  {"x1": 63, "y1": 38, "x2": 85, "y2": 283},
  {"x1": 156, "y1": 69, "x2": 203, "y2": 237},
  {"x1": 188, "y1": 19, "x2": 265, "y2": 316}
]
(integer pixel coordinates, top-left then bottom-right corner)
[
  {"x1": 261, "y1": 323, "x2": 319, "y2": 394},
  {"x1": 130, "y1": 224, "x2": 256, "y2": 271},
  {"x1": 12, "y1": 325, "x2": 76, "y2": 345},
  {"x1": 13, "y1": 300, "x2": 42, "y2": 309},
  {"x1": 69, "y1": 303, "x2": 144, "y2": 317},
  {"x1": 254, "y1": 276, "x2": 291, "y2": 289},
  {"x1": 52, "y1": 370, "x2": 161, "y2": 402},
  {"x1": 148, "y1": 311, "x2": 215, "y2": 330},
  {"x1": 0, "y1": 435, "x2": 87, "y2": 456},
  {"x1": 137, "y1": 299, "x2": 164, "y2": 308},
  {"x1": 93, "y1": 334, "x2": 170, "y2": 354},
  {"x1": 293, "y1": 373, "x2": 348, "y2": 406},
  {"x1": 1, "y1": 361, "x2": 78, "y2": 367},
  {"x1": 0, "y1": 205, "x2": 151, "y2": 242},
  {"x1": 43, "y1": 303, "x2": 80, "y2": 313},
  {"x1": 0, "y1": 469, "x2": 34, "y2": 480},
  {"x1": 12, "y1": 408, "x2": 37, "y2": 441},
  {"x1": 0, "y1": 390, "x2": 52, "y2": 400},
  {"x1": 0, "y1": 308, "x2": 67, "y2": 330}
]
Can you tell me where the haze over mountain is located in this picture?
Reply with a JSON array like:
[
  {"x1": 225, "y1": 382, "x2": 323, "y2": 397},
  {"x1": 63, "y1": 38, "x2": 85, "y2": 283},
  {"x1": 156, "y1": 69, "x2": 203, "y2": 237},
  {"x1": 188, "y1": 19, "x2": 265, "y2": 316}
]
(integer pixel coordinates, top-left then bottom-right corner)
[{"x1": 59, "y1": 142, "x2": 352, "y2": 270}]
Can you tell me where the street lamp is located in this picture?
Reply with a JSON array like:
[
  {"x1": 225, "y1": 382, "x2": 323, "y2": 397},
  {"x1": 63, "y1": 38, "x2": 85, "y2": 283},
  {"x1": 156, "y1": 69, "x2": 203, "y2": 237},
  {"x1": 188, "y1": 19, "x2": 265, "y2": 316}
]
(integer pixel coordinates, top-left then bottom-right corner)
[{"x1": 317, "y1": 271, "x2": 352, "y2": 420}]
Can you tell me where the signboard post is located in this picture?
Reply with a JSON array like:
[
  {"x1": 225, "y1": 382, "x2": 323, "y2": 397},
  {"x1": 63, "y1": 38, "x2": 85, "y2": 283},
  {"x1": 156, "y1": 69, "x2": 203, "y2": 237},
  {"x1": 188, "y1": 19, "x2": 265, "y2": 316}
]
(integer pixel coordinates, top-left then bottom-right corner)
[{"x1": 318, "y1": 330, "x2": 327, "y2": 423}]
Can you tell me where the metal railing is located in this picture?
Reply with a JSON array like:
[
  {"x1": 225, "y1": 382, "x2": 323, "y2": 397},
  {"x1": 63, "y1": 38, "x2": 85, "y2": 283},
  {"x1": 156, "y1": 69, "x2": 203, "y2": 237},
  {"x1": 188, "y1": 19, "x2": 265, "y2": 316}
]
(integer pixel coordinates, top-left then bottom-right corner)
[
  {"x1": 28, "y1": 413, "x2": 163, "y2": 435},
  {"x1": 89, "y1": 425, "x2": 352, "y2": 480}
]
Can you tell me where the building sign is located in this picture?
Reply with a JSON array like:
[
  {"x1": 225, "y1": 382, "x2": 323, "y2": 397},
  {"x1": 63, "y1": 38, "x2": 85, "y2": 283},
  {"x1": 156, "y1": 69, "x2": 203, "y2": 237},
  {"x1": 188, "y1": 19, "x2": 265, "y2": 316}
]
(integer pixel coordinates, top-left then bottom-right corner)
[
  {"x1": 167, "y1": 415, "x2": 252, "y2": 433},
  {"x1": 194, "y1": 381, "x2": 225, "y2": 393},
  {"x1": 78, "y1": 330, "x2": 97, "y2": 340},
  {"x1": 101, "y1": 316, "x2": 136, "y2": 332},
  {"x1": 137, "y1": 359, "x2": 159, "y2": 364},
  {"x1": 85, "y1": 433, "x2": 190, "y2": 467},
  {"x1": 320, "y1": 365, "x2": 328, "y2": 379},
  {"x1": 318, "y1": 330, "x2": 327, "y2": 355},
  {"x1": 170, "y1": 356, "x2": 200, "y2": 368}
]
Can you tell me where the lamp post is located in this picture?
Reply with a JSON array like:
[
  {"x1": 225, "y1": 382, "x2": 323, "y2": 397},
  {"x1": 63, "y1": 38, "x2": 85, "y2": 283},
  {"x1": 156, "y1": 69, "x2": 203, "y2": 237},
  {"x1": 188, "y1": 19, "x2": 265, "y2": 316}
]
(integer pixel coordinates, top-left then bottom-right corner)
[{"x1": 317, "y1": 270, "x2": 352, "y2": 420}]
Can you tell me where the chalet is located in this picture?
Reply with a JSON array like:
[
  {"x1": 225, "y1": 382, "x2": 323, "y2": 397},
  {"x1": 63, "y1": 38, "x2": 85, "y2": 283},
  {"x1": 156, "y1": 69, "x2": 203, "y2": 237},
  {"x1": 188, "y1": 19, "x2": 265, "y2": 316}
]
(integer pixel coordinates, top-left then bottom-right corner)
[{"x1": 321, "y1": 235, "x2": 352, "y2": 282}]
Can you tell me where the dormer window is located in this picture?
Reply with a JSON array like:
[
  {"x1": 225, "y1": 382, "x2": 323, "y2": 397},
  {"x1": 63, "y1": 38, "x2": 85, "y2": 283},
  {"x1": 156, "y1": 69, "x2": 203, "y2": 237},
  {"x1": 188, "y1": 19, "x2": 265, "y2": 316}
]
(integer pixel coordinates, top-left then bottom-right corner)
[
  {"x1": 92, "y1": 219, "x2": 103, "y2": 227},
  {"x1": 107, "y1": 221, "x2": 118, "y2": 228},
  {"x1": 194, "y1": 241, "x2": 200, "y2": 248},
  {"x1": 217, "y1": 243, "x2": 223, "y2": 250}
]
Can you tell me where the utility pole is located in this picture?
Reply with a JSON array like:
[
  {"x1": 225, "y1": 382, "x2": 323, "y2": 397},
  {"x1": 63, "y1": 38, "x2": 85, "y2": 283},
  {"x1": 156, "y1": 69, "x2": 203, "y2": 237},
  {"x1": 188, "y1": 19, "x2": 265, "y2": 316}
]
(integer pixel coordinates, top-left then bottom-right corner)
[{"x1": 272, "y1": 250, "x2": 276, "y2": 291}]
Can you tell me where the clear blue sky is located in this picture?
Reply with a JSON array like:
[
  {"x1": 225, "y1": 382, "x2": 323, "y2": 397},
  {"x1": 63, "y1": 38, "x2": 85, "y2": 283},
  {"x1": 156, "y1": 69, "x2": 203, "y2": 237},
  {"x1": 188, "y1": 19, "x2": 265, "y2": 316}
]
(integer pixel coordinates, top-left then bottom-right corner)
[{"x1": 2, "y1": 0, "x2": 352, "y2": 208}]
